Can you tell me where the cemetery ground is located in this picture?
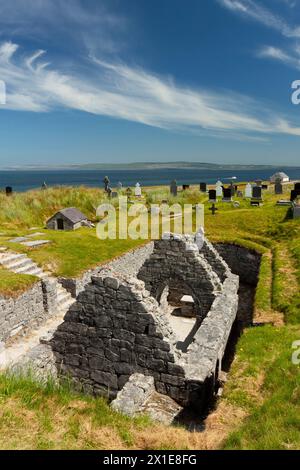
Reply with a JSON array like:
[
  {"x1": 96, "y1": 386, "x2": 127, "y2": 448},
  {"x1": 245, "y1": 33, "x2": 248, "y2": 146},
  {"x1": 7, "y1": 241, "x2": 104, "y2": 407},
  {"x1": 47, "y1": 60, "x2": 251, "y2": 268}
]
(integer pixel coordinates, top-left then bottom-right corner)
[{"x1": 0, "y1": 184, "x2": 299, "y2": 449}]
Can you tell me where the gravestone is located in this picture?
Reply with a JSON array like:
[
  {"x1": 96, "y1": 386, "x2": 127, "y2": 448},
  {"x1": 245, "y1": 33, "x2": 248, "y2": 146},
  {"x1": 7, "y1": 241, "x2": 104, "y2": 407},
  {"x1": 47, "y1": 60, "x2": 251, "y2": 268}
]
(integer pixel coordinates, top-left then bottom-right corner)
[
  {"x1": 252, "y1": 186, "x2": 262, "y2": 201},
  {"x1": 41, "y1": 181, "x2": 47, "y2": 190},
  {"x1": 200, "y1": 182, "x2": 207, "y2": 193},
  {"x1": 208, "y1": 189, "x2": 217, "y2": 202},
  {"x1": 245, "y1": 183, "x2": 252, "y2": 198},
  {"x1": 291, "y1": 190, "x2": 300, "y2": 201},
  {"x1": 262, "y1": 184, "x2": 268, "y2": 190},
  {"x1": 135, "y1": 183, "x2": 142, "y2": 197},
  {"x1": 275, "y1": 180, "x2": 283, "y2": 195},
  {"x1": 126, "y1": 187, "x2": 133, "y2": 197},
  {"x1": 255, "y1": 179, "x2": 263, "y2": 187},
  {"x1": 182, "y1": 184, "x2": 190, "y2": 190},
  {"x1": 209, "y1": 203, "x2": 218, "y2": 215},
  {"x1": 111, "y1": 191, "x2": 118, "y2": 198},
  {"x1": 170, "y1": 180, "x2": 178, "y2": 197},
  {"x1": 216, "y1": 180, "x2": 223, "y2": 198},
  {"x1": 5, "y1": 186, "x2": 12, "y2": 196},
  {"x1": 107, "y1": 187, "x2": 112, "y2": 198},
  {"x1": 237, "y1": 190, "x2": 243, "y2": 198},
  {"x1": 117, "y1": 182, "x2": 123, "y2": 190},
  {"x1": 222, "y1": 187, "x2": 232, "y2": 202},
  {"x1": 230, "y1": 183, "x2": 235, "y2": 197},
  {"x1": 294, "y1": 182, "x2": 300, "y2": 191}
]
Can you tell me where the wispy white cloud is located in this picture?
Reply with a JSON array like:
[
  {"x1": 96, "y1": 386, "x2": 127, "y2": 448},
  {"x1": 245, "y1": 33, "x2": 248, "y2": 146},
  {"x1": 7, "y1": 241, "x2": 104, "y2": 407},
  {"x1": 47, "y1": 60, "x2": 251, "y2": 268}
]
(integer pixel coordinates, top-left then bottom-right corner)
[
  {"x1": 0, "y1": 0, "x2": 127, "y2": 55},
  {"x1": 1, "y1": 41, "x2": 300, "y2": 138},
  {"x1": 218, "y1": 0, "x2": 300, "y2": 37},
  {"x1": 258, "y1": 44, "x2": 300, "y2": 69}
]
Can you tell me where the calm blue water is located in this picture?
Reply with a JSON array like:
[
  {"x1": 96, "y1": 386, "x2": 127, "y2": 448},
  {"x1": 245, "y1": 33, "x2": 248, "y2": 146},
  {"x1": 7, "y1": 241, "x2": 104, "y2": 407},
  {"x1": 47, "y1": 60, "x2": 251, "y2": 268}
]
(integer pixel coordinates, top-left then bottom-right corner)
[{"x1": 0, "y1": 168, "x2": 300, "y2": 192}]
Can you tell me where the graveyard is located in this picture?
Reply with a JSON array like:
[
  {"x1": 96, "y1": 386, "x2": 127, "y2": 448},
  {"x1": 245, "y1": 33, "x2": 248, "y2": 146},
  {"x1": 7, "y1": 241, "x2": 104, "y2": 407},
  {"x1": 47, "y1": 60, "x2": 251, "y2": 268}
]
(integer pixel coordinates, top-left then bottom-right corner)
[{"x1": 0, "y1": 180, "x2": 300, "y2": 449}]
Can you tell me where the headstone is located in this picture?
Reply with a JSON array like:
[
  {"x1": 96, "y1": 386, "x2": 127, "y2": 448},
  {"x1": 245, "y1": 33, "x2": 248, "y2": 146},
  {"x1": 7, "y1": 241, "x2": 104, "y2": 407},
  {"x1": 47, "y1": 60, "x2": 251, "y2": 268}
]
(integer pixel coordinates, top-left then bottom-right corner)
[
  {"x1": 5, "y1": 186, "x2": 12, "y2": 196},
  {"x1": 290, "y1": 190, "x2": 300, "y2": 201},
  {"x1": 245, "y1": 183, "x2": 252, "y2": 198},
  {"x1": 293, "y1": 203, "x2": 300, "y2": 219},
  {"x1": 200, "y1": 182, "x2": 207, "y2": 193},
  {"x1": 182, "y1": 184, "x2": 190, "y2": 191},
  {"x1": 237, "y1": 190, "x2": 243, "y2": 198},
  {"x1": 117, "y1": 182, "x2": 123, "y2": 190},
  {"x1": 222, "y1": 187, "x2": 232, "y2": 202},
  {"x1": 126, "y1": 187, "x2": 132, "y2": 197},
  {"x1": 275, "y1": 181, "x2": 283, "y2": 195},
  {"x1": 208, "y1": 189, "x2": 217, "y2": 202},
  {"x1": 230, "y1": 183, "x2": 235, "y2": 197},
  {"x1": 107, "y1": 186, "x2": 112, "y2": 198},
  {"x1": 262, "y1": 184, "x2": 268, "y2": 190},
  {"x1": 135, "y1": 183, "x2": 142, "y2": 197},
  {"x1": 209, "y1": 203, "x2": 218, "y2": 215},
  {"x1": 216, "y1": 180, "x2": 223, "y2": 198},
  {"x1": 255, "y1": 179, "x2": 263, "y2": 187},
  {"x1": 111, "y1": 191, "x2": 118, "y2": 198},
  {"x1": 252, "y1": 186, "x2": 262, "y2": 201},
  {"x1": 295, "y1": 182, "x2": 300, "y2": 191},
  {"x1": 170, "y1": 180, "x2": 178, "y2": 197},
  {"x1": 41, "y1": 181, "x2": 47, "y2": 190}
]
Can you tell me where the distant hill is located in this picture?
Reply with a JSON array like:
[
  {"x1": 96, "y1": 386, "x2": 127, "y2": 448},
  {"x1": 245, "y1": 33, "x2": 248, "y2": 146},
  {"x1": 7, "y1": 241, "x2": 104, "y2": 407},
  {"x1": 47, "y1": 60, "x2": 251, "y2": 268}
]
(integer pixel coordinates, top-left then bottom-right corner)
[{"x1": 2, "y1": 161, "x2": 300, "y2": 171}]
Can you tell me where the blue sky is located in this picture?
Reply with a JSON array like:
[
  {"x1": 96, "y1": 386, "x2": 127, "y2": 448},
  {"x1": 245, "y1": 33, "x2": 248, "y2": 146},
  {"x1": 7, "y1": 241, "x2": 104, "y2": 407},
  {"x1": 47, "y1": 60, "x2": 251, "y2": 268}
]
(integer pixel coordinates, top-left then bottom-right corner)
[{"x1": 0, "y1": 0, "x2": 300, "y2": 166}]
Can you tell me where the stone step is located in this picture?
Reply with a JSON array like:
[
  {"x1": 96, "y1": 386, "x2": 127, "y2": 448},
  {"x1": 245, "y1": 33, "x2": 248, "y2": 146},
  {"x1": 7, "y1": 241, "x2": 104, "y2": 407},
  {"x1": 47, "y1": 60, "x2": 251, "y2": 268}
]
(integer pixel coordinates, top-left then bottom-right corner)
[
  {"x1": 13, "y1": 264, "x2": 43, "y2": 276},
  {"x1": 3, "y1": 258, "x2": 35, "y2": 271},
  {"x1": 0, "y1": 253, "x2": 26, "y2": 264}
]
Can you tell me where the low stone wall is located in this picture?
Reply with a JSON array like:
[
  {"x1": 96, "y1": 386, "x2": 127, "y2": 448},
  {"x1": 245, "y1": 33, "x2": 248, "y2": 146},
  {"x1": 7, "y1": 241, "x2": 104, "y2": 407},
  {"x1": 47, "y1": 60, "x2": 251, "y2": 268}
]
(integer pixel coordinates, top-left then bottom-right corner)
[
  {"x1": 0, "y1": 282, "x2": 44, "y2": 342},
  {"x1": 58, "y1": 243, "x2": 154, "y2": 298},
  {"x1": 214, "y1": 243, "x2": 261, "y2": 286},
  {"x1": 0, "y1": 279, "x2": 58, "y2": 344}
]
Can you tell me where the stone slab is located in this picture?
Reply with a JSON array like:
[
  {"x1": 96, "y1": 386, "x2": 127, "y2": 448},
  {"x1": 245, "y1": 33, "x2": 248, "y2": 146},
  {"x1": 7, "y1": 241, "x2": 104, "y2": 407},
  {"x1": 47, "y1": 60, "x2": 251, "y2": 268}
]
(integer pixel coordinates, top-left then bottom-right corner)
[
  {"x1": 9, "y1": 237, "x2": 28, "y2": 243},
  {"x1": 21, "y1": 240, "x2": 51, "y2": 247}
]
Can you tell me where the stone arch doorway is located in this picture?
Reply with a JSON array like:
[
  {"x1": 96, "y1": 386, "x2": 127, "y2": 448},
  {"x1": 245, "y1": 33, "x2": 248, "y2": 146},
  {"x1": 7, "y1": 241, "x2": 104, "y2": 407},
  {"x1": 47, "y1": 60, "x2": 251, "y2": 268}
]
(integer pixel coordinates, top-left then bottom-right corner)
[{"x1": 155, "y1": 277, "x2": 201, "y2": 352}]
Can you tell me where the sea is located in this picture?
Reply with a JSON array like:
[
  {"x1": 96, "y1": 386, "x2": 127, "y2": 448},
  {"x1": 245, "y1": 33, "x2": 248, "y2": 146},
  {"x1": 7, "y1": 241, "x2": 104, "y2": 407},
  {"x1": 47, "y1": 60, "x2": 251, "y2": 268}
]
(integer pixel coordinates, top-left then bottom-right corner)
[{"x1": 1, "y1": 167, "x2": 300, "y2": 192}]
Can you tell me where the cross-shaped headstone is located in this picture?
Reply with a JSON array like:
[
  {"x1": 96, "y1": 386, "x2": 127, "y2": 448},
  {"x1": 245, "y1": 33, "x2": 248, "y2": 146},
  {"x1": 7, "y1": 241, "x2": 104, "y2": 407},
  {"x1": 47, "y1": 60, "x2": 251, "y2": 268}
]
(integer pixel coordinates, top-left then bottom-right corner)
[{"x1": 209, "y1": 203, "x2": 218, "y2": 215}]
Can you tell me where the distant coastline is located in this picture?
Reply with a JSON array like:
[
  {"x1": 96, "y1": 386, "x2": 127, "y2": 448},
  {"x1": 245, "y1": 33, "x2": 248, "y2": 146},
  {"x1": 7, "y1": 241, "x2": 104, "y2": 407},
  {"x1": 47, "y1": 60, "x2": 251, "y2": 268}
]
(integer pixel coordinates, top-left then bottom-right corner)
[
  {"x1": 1, "y1": 161, "x2": 300, "y2": 171},
  {"x1": 1, "y1": 166, "x2": 300, "y2": 192}
]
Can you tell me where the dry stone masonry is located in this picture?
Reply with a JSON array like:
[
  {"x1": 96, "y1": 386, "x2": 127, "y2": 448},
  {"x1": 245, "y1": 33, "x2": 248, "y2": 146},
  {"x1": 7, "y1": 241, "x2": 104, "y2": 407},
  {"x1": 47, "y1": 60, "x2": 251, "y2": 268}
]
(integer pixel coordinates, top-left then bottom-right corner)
[{"x1": 51, "y1": 232, "x2": 239, "y2": 412}]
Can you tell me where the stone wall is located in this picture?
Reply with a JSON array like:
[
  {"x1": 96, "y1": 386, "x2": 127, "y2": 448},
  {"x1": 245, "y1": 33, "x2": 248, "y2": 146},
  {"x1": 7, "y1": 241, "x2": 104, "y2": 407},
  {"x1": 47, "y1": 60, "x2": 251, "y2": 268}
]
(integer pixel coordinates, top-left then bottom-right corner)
[
  {"x1": 51, "y1": 233, "x2": 239, "y2": 411},
  {"x1": 0, "y1": 278, "x2": 59, "y2": 344},
  {"x1": 214, "y1": 243, "x2": 261, "y2": 286},
  {"x1": 0, "y1": 282, "x2": 44, "y2": 342},
  {"x1": 138, "y1": 234, "x2": 224, "y2": 321},
  {"x1": 58, "y1": 243, "x2": 154, "y2": 298}
]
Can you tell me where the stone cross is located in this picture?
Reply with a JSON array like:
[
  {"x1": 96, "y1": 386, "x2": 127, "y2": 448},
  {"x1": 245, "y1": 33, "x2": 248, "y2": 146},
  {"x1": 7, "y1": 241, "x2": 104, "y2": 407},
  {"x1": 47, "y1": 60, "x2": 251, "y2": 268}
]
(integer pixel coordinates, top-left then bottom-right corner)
[{"x1": 209, "y1": 203, "x2": 218, "y2": 215}]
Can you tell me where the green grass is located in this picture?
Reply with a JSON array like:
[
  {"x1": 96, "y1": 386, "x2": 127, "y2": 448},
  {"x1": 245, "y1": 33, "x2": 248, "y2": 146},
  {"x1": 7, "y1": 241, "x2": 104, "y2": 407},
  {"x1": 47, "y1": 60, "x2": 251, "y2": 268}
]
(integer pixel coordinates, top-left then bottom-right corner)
[
  {"x1": 223, "y1": 324, "x2": 300, "y2": 450},
  {"x1": 0, "y1": 267, "x2": 38, "y2": 297}
]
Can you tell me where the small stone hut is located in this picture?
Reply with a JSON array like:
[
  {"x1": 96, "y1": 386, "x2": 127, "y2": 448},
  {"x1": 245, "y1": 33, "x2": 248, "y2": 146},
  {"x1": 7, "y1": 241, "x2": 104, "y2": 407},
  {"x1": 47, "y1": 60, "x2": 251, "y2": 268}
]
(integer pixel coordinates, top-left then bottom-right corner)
[{"x1": 46, "y1": 207, "x2": 89, "y2": 231}]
